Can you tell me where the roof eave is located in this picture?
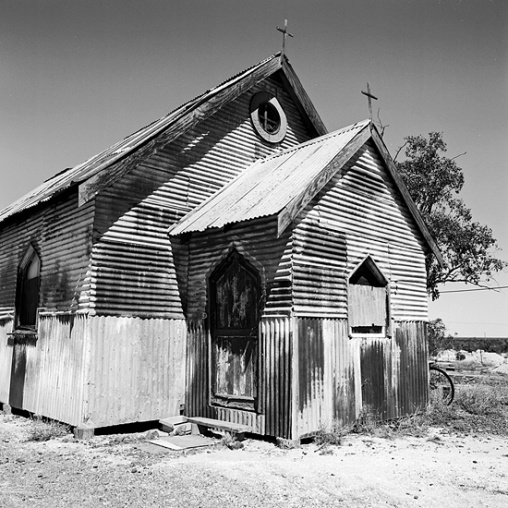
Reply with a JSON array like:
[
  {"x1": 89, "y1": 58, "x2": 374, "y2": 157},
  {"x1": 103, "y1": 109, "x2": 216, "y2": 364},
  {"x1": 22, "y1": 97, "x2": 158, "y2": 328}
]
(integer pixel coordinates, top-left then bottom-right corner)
[
  {"x1": 280, "y1": 56, "x2": 327, "y2": 137},
  {"x1": 276, "y1": 123, "x2": 371, "y2": 237},
  {"x1": 78, "y1": 54, "x2": 287, "y2": 206}
]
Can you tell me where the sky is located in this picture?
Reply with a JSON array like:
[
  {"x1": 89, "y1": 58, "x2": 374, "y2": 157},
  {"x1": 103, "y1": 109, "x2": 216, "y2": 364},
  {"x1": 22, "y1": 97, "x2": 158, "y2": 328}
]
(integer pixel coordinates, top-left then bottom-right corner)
[{"x1": 1, "y1": 0, "x2": 507, "y2": 337}]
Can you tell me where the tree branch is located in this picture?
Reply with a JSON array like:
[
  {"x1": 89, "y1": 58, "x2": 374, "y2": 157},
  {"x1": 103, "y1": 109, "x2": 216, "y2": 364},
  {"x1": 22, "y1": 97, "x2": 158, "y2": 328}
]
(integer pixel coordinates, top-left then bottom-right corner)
[
  {"x1": 450, "y1": 152, "x2": 467, "y2": 161},
  {"x1": 393, "y1": 141, "x2": 408, "y2": 161}
]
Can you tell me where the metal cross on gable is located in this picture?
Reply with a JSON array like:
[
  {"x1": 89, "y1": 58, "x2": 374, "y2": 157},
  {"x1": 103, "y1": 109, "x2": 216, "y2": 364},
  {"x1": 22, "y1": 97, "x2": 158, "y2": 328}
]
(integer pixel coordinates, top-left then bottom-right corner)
[
  {"x1": 361, "y1": 82, "x2": 378, "y2": 121},
  {"x1": 276, "y1": 19, "x2": 294, "y2": 56}
]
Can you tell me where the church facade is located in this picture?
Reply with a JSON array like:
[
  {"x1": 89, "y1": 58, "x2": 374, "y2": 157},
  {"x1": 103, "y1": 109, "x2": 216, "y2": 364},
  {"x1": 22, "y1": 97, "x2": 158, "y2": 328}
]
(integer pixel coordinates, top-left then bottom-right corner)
[{"x1": 0, "y1": 53, "x2": 440, "y2": 438}]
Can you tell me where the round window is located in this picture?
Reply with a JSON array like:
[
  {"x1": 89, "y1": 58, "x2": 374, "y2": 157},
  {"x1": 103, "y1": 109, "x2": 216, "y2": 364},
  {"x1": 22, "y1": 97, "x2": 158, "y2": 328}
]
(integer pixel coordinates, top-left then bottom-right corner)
[{"x1": 250, "y1": 92, "x2": 287, "y2": 143}]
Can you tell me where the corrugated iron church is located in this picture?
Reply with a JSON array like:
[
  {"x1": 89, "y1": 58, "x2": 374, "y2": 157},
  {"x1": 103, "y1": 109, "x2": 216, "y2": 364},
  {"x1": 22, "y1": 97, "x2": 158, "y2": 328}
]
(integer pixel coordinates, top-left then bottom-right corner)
[{"x1": 0, "y1": 53, "x2": 441, "y2": 439}]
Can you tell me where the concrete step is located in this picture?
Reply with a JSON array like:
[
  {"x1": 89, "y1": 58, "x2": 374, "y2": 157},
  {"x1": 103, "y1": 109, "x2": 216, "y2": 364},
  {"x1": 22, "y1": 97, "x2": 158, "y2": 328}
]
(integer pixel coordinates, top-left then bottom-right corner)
[{"x1": 159, "y1": 416, "x2": 188, "y2": 434}]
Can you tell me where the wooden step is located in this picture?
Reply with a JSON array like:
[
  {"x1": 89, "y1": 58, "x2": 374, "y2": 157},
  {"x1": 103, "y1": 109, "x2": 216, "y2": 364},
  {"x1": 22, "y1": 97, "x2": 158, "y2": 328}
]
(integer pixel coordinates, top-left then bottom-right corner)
[{"x1": 186, "y1": 417, "x2": 252, "y2": 438}]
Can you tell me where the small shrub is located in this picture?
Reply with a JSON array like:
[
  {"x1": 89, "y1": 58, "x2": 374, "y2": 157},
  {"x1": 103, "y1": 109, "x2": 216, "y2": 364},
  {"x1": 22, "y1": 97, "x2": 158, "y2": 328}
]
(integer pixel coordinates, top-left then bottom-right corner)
[
  {"x1": 220, "y1": 432, "x2": 244, "y2": 450},
  {"x1": 456, "y1": 382, "x2": 506, "y2": 416},
  {"x1": 26, "y1": 416, "x2": 71, "y2": 442},
  {"x1": 315, "y1": 419, "x2": 352, "y2": 446}
]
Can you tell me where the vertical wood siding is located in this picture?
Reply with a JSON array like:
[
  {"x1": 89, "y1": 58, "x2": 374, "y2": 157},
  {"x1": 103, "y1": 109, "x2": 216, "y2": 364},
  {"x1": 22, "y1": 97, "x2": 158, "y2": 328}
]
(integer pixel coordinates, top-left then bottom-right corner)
[
  {"x1": 295, "y1": 318, "x2": 428, "y2": 438},
  {"x1": 84, "y1": 316, "x2": 186, "y2": 427},
  {"x1": 88, "y1": 75, "x2": 313, "y2": 318},
  {"x1": 293, "y1": 141, "x2": 428, "y2": 321}
]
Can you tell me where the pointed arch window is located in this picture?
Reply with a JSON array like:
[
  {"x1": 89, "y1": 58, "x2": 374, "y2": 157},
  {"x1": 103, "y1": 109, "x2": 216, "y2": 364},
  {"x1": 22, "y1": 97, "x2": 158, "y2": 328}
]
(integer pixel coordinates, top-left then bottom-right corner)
[
  {"x1": 16, "y1": 245, "x2": 41, "y2": 329},
  {"x1": 348, "y1": 256, "x2": 390, "y2": 337}
]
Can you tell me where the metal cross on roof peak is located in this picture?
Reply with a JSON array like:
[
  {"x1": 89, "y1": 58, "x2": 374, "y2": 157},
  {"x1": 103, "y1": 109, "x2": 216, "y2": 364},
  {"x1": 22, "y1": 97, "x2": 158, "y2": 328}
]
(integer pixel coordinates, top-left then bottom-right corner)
[
  {"x1": 361, "y1": 83, "x2": 378, "y2": 121},
  {"x1": 276, "y1": 19, "x2": 294, "y2": 57}
]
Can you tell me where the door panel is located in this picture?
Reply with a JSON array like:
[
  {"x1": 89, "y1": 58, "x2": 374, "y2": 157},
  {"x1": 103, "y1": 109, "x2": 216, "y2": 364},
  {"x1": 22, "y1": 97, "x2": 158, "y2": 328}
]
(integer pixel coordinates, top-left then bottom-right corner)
[
  {"x1": 214, "y1": 336, "x2": 257, "y2": 399},
  {"x1": 210, "y1": 251, "x2": 260, "y2": 411}
]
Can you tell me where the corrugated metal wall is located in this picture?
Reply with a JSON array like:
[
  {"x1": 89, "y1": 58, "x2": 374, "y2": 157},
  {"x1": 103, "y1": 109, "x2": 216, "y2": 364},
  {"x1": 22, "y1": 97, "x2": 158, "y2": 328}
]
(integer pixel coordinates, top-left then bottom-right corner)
[
  {"x1": 293, "y1": 141, "x2": 428, "y2": 321},
  {"x1": 295, "y1": 318, "x2": 357, "y2": 437},
  {"x1": 261, "y1": 316, "x2": 292, "y2": 438},
  {"x1": 394, "y1": 321, "x2": 429, "y2": 416},
  {"x1": 182, "y1": 216, "x2": 294, "y2": 438},
  {"x1": 182, "y1": 217, "x2": 293, "y2": 320},
  {"x1": 88, "y1": 75, "x2": 314, "y2": 318},
  {"x1": 0, "y1": 190, "x2": 94, "y2": 409},
  {"x1": 0, "y1": 190, "x2": 94, "y2": 319},
  {"x1": 83, "y1": 316, "x2": 187, "y2": 427},
  {"x1": 294, "y1": 318, "x2": 428, "y2": 438},
  {"x1": 22, "y1": 315, "x2": 87, "y2": 425},
  {"x1": 185, "y1": 316, "x2": 292, "y2": 438},
  {"x1": 3, "y1": 314, "x2": 187, "y2": 426},
  {"x1": 0, "y1": 318, "x2": 14, "y2": 403}
]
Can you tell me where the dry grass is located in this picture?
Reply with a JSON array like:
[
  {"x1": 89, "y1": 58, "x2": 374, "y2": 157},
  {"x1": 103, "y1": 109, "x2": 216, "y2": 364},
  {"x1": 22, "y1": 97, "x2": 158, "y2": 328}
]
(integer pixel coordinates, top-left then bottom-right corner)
[
  {"x1": 25, "y1": 416, "x2": 71, "y2": 442},
  {"x1": 219, "y1": 432, "x2": 244, "y2": 450},
  {"x1": 314, "y1": 420, "x2": 352, "y2": 447},
  {"x1": 456, "y1": 377, "x2": 508, "y2": 415},
  {"x1": 312, "y1": 374, "x2": 508, "y2": 446}
]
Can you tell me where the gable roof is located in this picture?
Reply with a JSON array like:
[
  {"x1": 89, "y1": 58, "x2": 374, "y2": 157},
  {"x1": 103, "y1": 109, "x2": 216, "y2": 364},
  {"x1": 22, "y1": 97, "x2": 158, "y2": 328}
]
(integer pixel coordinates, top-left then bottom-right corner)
[
  {"x1": 0, "y1": 53, "x2": 326, "y2": 225},
  {"x1": 169, "y1": 120, "x2": 443, "y2": 264}
]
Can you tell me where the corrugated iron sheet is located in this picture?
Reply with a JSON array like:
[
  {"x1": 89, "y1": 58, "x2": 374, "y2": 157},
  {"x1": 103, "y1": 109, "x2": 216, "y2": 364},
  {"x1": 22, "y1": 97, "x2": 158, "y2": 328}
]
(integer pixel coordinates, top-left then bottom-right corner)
[
  {"x1": 0, "y1": 190, "x2": 95, "y2": 319},
  {"x1": 22, "y1": 315, "x2": 88, "y2": 425},
  {"x1": 185, "y1": 315, "x2": 292, "y2": 438},
  {"x1": 292, "y1": 141, "x2": 429, "y2": 321},
  {"x1": 294, "y1": 318, "x2": 428, "y2": 438},
  {"x1": 295, "y1": 318, "x2": 356, "y2": 438},
  {"x1": 86, "y1": 77, "x2": 308, "y2": 318},
  {"x1": 0, "y1": 318, "x2": 14, "y2": 403},
  {"x1": 84, "y1": 316, "x2": 187, "y2": 427},
  {"x1": 183, "y1": 217, "x2": 293, "y2": 320},
  {"x1": 170, "y1": 120, "x2": 370, "y2": 236},
  {"x1": 0, "y1": 55, "x2": 279, "y2": 224}
]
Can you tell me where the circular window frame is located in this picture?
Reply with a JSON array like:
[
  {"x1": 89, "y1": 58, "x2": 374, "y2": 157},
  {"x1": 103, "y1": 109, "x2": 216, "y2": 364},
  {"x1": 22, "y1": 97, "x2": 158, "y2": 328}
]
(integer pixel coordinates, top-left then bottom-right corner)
[{"x1": 250, "y1": 92, "x2": 287, "y2": 144}]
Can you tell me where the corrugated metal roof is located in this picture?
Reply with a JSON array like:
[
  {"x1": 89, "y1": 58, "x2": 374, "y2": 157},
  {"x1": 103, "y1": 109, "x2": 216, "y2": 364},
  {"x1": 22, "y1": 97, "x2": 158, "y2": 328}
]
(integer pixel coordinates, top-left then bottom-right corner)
[
  {"x1": 169, "y1": 120, "x2": 371, "y2": 236},
  {"x1": 0, "y1": 53, "x2": 285, "y2": 225}
]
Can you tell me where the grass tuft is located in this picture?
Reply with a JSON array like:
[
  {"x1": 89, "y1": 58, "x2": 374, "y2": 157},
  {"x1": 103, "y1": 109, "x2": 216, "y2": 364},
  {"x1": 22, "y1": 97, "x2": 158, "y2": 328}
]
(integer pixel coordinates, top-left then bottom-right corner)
[
  {"x1": 219, "y1": 432, "x2": 244, "y2": 450},
  {"x1": 26, "y1": 416, "x2": 71, "y2": 442},
  {"x1": 314, "y1": 420, "x2": 352, "y2": 447}
]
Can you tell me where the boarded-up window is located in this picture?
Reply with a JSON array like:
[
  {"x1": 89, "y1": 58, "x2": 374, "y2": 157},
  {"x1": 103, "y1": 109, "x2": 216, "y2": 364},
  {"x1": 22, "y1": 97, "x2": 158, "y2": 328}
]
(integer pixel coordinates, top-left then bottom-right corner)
[
  {"x1": 349, "y1": 257, "x2": 388, "y2": 336},
  {"x1": 16, "y1": 246, "x2": 41, "y2": 329}
]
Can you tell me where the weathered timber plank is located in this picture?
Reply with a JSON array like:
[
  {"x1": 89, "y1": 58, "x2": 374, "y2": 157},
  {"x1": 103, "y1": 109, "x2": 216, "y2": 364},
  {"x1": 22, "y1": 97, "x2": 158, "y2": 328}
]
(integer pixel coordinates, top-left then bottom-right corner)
[{"x1": 186, "y1": 416, "x2": 252, "y2": 433}]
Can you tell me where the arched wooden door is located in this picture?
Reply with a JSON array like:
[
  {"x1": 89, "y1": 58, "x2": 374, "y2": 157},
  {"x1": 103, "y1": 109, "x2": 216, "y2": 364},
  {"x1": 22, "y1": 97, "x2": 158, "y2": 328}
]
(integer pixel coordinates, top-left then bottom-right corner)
[{"x1": 209, "y1": 251, "x2": 260, "y2": 412}]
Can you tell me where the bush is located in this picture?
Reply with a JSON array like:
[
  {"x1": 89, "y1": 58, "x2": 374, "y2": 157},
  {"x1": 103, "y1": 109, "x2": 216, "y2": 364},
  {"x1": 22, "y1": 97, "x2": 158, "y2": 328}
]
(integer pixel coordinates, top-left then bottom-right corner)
[
  {"x1": 314, "y1": 420, "x2": 351, "y2": 447},
  {"x1": 456, "y1": 379, "x2": 508, "y2": 416}
]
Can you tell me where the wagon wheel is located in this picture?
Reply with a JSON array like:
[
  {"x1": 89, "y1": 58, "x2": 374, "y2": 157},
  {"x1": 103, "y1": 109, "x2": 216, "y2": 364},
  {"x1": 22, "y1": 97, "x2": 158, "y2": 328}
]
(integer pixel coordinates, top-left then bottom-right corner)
[{"x1": 429, "y1": 365, "x2": 455, "y2": 405}]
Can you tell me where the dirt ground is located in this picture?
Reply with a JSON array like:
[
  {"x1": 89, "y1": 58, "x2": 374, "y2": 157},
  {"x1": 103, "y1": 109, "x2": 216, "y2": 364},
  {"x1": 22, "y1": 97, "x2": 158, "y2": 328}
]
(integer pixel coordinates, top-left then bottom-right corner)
[{"x1": 1, "y1": 412, "x2": 507, "y2": 508}]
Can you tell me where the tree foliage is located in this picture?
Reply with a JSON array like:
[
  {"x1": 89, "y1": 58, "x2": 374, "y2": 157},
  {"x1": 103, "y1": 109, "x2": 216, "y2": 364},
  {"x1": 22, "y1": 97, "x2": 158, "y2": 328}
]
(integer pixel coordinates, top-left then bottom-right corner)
[
  {"x1": 427, "y1": 318, "x2": 454, "y2": 356},
  {"x1": 396, "y1": 132, "x2": 506, "y2": 299}
]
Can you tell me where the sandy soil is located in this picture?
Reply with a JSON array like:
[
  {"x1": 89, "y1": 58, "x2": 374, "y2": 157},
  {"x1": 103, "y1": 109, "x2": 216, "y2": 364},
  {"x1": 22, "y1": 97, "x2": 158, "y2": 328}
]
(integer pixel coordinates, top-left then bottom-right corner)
[{"x1": 1, "y1": 412, "x2": 507, "y2": 508}]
